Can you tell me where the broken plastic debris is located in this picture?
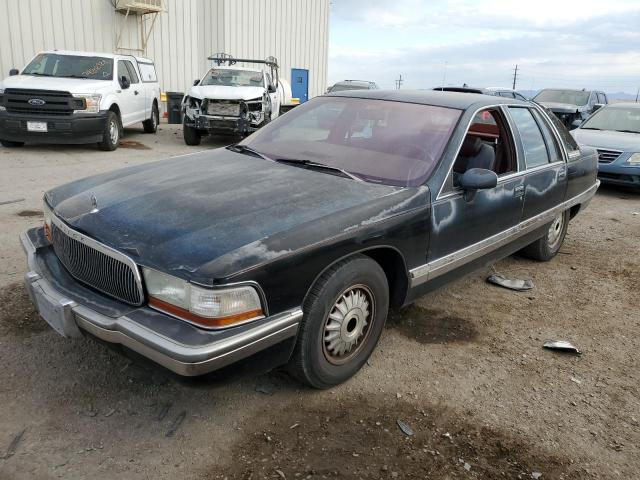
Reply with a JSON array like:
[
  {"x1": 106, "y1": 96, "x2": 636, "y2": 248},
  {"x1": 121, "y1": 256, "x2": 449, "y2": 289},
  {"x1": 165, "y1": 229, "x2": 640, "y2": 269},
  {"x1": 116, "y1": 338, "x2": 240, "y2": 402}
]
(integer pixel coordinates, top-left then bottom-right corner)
[
  {"x1": 543, "y1": 340, "x2": 582, "y2": 355},
  {"x1": 532, "y1": 472, "x2": 542, "y2": 479},
  {"x1": 486, "y1": 274, "x2": 534, "y2": 291},
  {"x1": 396, "y1": 419, "x2": 414, "y2": 436}
]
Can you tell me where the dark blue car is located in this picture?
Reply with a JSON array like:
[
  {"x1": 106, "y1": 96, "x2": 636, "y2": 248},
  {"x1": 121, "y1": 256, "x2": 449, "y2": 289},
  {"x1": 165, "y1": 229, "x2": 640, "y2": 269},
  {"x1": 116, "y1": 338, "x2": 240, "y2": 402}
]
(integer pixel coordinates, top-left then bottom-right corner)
[
  {"x1": 21, "y1": 90, "x2": 599, "y2": 388},
  {"x1": 572, "y1": 103, "x2": 640, "y2": 189}
]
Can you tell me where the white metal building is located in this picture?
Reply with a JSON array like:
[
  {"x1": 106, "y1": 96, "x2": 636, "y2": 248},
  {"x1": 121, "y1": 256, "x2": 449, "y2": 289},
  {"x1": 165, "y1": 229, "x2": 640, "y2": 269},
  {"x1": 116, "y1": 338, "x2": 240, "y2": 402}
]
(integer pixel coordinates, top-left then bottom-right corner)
[{"x1": 0, "y1": 0, "x2": 330, "y2": 100}]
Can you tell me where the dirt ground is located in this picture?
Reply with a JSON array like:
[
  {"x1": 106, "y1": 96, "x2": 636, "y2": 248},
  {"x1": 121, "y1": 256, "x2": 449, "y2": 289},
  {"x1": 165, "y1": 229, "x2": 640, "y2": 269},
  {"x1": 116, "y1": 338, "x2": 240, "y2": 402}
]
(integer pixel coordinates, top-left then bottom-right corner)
[{"x1": 0, "y1": 125, "x2": 639, "y2": 479}]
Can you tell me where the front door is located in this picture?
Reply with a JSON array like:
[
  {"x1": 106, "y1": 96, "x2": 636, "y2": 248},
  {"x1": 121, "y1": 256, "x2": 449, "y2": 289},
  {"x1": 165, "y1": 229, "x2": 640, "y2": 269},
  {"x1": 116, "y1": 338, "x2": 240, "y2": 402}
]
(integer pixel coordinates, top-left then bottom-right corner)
[
  {"x1": 419, "y1": 107, "x2": 525, "y2": 285},
  {"x1": 291, "y1": 68, "x2": 309, "y2": 103}
]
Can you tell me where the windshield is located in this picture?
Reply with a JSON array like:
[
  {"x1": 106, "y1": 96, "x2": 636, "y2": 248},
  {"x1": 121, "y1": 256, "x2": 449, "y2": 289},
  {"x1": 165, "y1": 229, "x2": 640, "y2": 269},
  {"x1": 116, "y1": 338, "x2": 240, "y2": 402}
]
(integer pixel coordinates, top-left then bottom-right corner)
[
  {"x1": 242, "y1": 96, "x2": 461, "y2": 187},
  {"x1": 22, "y1": 53, "x2": 113, "y2": 80},
  {"x1": 534, "y1": 89, "x2": 590, "y2": 106},
  {"x1": 581, "y1": 106, "x2": 640, "y2": 133},
  {"x1": 201, "y1": 69, "x2": 264, "y2": 87}
]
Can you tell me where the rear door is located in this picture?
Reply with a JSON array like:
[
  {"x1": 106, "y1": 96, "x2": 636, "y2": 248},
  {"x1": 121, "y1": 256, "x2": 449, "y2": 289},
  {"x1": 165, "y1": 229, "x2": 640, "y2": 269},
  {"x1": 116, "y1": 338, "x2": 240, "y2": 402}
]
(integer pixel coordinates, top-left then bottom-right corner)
[
  {"x1": 123, "y1": 61, "x2": 146, "y2": 123},
  {"x1": 506, "y1": 106, "x2": 567, "y2": 221}
]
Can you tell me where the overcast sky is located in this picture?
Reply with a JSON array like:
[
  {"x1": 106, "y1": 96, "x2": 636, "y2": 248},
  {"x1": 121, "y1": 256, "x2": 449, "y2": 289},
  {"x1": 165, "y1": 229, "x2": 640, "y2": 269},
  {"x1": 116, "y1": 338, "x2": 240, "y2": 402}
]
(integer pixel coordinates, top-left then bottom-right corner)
[{"x1": 328, "y1": 0, "x2": 640, "y2": 95}]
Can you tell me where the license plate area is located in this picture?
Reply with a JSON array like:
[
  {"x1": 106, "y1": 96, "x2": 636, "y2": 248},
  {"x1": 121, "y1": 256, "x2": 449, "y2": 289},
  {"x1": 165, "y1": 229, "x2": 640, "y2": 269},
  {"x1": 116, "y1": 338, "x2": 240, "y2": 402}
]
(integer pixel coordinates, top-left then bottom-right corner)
[{"x1": 27, "y1": 121, "x2": 48, "y2": 132}]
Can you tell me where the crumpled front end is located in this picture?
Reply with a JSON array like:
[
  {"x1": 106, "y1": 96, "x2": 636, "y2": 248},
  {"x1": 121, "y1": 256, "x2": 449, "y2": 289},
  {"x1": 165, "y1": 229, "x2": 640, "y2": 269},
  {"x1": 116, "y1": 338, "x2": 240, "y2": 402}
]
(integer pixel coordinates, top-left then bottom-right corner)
[{"x1": 184, "y1": 95, "x2": 267, "y2": 135}]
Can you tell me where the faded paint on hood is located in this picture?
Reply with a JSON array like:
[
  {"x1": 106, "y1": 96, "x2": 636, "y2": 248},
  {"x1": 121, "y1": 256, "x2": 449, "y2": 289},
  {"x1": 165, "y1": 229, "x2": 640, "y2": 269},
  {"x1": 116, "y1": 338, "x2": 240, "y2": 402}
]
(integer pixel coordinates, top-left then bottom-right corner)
[
  {"x1": 45, "y1": 149, "x2": 428, "y2": 283},
  {"x1": 188, "y1": 85, "x2": 264, "y2": 101},
  {"x1": 572, "y1": 128, "x2": 640, "y2": 151}
]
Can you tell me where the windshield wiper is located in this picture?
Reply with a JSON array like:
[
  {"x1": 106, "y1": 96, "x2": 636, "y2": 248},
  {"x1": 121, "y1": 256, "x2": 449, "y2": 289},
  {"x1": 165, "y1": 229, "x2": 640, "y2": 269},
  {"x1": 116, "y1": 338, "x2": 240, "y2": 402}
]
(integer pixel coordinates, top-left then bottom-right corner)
[
  {"x1": 24, "y1": 72, "x2": 53, "y2": 77},
  {"x1": 580, "y1": 127, "x2": 601, "y2": 130},
  {"x1": 58, "y1": 74, "x2": 89, "y2": 79},
  {"x1": 226, "y1": 144, "x2": 272, "y2": 161},
  {"x1": 274, "y1": 158, "x2": 363, "y2": 181},
  {"x1": 615, "y1": 129, "x2": 639, "y2": 134}
]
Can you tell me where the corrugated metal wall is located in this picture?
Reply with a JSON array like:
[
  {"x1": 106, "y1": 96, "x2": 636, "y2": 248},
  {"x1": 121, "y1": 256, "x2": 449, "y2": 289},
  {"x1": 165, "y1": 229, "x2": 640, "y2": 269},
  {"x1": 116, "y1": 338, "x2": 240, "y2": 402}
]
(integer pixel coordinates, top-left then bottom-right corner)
[{"x1": 0, "y1": 0, "x2": 328, "y2": 97}]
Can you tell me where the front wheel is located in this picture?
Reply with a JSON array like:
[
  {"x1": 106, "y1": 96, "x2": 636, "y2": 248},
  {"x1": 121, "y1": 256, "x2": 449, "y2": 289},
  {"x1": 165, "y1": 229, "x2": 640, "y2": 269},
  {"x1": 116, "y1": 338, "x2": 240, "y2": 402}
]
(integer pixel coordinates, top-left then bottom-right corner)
[
  {"x1": 288, "y1": 255, "x2": 389, "y2": 389},
  {"x1": 520, "y1": 210, "x2": 569, "y2": 261},
  {"x1": 183, "y1": 120, "x2": 201, "y2": 146},
  {"x1": 97, "y1": 111, "x2": 120, "y2": 151}
]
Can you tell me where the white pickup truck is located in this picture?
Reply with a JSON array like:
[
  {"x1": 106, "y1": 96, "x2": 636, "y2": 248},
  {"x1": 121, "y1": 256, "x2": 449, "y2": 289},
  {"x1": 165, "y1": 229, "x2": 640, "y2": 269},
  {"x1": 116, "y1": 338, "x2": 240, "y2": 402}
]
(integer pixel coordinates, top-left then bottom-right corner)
[
  {"x1": 182, "y1": 54, "x2": 297, "y2": 145},
  {"x1": 0, "y1": 50, "x2": 160, "y2": 151}
]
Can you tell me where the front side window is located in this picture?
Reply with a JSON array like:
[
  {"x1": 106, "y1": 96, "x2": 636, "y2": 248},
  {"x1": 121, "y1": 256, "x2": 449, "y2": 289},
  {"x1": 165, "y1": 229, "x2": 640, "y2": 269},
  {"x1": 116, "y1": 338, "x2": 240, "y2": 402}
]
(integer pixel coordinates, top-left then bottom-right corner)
[
  {"x1": 22, "y1": 53, "x2": 113, "y2": 80},
  {"x1": 243, "y1": 97, "x2": 461, "y2": 187},
  {"x1": 509, "y1": 107, "x2": 550, "y2": 168},
  {"x1": 201, "y1": 69, "x2": 264, "y2": 87}
]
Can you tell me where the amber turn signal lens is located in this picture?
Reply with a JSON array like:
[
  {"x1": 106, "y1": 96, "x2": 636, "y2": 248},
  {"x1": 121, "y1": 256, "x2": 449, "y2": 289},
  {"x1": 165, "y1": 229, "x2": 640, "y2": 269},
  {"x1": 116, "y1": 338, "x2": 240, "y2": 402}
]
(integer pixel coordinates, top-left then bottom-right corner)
[{"x1": 148, "y1": 296, "x2": 263, "y2": 328}]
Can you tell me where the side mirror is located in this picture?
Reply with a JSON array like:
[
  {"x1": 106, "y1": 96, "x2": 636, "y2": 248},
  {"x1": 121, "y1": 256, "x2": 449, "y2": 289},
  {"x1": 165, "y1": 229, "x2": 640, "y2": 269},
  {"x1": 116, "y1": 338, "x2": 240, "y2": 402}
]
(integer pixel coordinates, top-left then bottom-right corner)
[
  {"x1": 193, "y1": 79, "x2": 200, "y2": 86},
  {"x1": 593, "y1": 103, "x2": 604, "y2": 112},
  {"x1": 119, "y1": 76, "x2": 130, "y2": 89},
  {"x1": 267, "y1": 83, "x2": 277, "y2": 93},
  {"x1": 459, "y1": 168, "x2": 497, "y2": 201},
  {"x1": 9, "y1": 68, "x2": 19, "y2": 76}
]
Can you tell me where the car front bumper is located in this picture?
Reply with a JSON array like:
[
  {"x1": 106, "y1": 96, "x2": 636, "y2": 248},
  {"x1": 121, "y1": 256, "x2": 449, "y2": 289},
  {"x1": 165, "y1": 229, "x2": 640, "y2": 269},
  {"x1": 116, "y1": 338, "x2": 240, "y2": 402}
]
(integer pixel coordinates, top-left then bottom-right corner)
[
  {"x1": 21, "y1": 228, "x2": 302, "y2": 376},
  {"x1": 0, "y1": 110, "x2": 109, "y2": 144},
  {"x1": 597, "y1": 162, "x2": 640, "y2": 188}
]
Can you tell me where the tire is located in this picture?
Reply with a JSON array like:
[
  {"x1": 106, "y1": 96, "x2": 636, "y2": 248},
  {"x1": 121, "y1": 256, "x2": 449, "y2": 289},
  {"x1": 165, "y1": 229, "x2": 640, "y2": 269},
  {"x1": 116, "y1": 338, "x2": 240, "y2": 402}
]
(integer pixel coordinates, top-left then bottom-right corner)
[
  {"x1": 0, "y1": 140, "x2": 24, "y2": 148},
  {"x1": 183, "y1": 121, "x2": 201, "y2": 146},
  {"x1": 288, "y1": 255, "x2": 389, "y2": 389},
  {"x1": 97, "y1": 111, "x2": 121, "y2": 151},
  {"x1": 143, "y1": 102, "x2": 159, "y2": 133},
  {"x1": 520, "y1": 210, "x2": 569, "y2": 261}
]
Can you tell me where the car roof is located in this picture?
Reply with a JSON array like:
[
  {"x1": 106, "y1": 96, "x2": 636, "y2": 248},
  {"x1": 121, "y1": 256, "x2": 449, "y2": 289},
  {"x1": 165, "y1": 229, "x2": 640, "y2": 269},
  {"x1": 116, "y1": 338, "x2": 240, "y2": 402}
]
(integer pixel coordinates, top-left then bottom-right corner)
[
  {"x1": 326, "y1": 89, "x2": 528, "y2": 109},
  {"x1": 40, "y1": 50, "x2": 153, "y2": 64},
  {"x1": 602, "y1": 102, "x2": 640, "y2": 109}
]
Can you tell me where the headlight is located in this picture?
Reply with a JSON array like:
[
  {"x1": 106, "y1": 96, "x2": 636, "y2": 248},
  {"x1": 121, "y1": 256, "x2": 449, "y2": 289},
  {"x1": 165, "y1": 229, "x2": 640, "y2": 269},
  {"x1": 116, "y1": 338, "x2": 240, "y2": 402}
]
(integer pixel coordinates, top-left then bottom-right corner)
[
  {"x1": 142, "y1": 268, "x2": 264, "y2": 328},
  {"x1": 627, "y1": 153, "x2": 640, "y2": 165},
  {"x1": 72, "y1": 93, "x2": 102, "y2": 113}
]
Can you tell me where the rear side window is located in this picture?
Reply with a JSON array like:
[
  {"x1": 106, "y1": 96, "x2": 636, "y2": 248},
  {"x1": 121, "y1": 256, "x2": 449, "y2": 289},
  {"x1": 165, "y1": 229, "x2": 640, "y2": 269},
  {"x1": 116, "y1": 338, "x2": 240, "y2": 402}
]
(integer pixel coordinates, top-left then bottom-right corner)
[
  {"x1": 138, "y1": 63, "x2": 157, "y2": 82},
  {"x1": 532, "y1": 109, "x2": 562, "y2": 163},
  {"x1": 508, "y1": 107, "x2": 549, "y2": 168},
  {"x1": 542, "y1": 107, "x2": 580, "y2": 153}
]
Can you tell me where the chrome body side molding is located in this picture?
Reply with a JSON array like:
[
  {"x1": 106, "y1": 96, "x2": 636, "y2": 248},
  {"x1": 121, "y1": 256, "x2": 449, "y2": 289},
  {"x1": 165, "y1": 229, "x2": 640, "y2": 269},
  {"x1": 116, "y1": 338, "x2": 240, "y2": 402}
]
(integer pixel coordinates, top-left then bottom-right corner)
[{"x1": 410, "y1": 181, "x2": 599, "y2": 287}]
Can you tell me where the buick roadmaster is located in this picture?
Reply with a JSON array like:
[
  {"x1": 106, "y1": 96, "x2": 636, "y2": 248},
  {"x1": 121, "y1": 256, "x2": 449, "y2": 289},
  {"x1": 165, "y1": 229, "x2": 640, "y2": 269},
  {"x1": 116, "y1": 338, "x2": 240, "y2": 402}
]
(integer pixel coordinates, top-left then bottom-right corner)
[{"x1": 21, "y1": 91, "x2": 599, "y2": 388}]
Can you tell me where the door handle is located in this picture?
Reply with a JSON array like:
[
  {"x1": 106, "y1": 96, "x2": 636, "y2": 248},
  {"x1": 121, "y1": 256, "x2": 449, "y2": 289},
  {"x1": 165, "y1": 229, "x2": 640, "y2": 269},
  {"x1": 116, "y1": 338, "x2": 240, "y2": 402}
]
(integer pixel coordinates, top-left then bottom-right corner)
[
  {"x1": 514, "y1": 185, "x2": 525, "y2": 198},
  {"x1": 558, "y1": 169, "x2": 567, "y2": 180},
  {"x1": 134, "y1": 90, "x2": 139, "y2": 95}
]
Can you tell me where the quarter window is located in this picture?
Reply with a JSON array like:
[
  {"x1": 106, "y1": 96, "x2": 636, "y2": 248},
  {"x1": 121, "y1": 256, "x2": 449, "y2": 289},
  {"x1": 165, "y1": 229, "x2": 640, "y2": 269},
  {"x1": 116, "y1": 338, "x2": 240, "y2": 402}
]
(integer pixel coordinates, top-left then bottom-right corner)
[{"x1": 508, "y1": 107, "x2": 550, "y2": 168}]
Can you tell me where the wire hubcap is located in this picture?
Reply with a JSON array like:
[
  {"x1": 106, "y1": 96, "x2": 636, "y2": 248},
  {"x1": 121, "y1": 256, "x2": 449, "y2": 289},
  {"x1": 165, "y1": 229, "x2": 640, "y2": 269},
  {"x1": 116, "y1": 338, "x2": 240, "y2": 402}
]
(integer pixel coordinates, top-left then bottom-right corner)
[{"x1": 323, "y1": 285, "x2": 374, "y2": 365}]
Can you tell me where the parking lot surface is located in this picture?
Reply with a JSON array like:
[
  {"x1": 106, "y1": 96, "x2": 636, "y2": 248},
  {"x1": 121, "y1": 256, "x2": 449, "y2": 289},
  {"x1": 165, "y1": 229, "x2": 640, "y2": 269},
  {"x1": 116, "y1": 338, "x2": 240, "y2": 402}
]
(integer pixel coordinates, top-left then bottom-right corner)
[{"x1": 1, "y1": 126, "x2": 639, "y2": 479}]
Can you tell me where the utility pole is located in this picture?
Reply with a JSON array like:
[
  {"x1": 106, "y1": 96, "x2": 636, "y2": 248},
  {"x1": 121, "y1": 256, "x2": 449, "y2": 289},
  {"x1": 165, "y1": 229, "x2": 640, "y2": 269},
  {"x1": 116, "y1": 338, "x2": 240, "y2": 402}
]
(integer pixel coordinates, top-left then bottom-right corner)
[
  {"x1": 636, "y1": 86, "x2": 639, "y2": 103},
  {"x1": 441, "y1": 61, "x2": 448, "y2": 89},
  {"x1": 395, "y1": 74, "x2": 403, "y2": 90},
  {"x1": 512, "y1": 64, "x2": 519, "y2": 90}
]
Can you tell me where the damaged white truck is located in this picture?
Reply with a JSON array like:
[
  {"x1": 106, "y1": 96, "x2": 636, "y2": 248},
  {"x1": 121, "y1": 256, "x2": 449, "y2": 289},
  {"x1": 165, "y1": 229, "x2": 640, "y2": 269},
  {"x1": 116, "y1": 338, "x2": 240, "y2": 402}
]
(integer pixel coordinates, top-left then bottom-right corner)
[{"x1": 182, "y1": 54, "x2": 296, "y2": 145}]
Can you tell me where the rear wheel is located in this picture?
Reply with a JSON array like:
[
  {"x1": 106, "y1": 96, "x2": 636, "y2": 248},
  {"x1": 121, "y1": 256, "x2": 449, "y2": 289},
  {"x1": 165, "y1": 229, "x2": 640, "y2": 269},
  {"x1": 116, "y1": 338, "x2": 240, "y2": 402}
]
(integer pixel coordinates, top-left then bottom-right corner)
[
  {"x1": 0, "y1": 140, "x2": 24, "y2": 148},
  {"x1": 97, "y1": 111, "x2": 120, "y2": 151},
  {"x1": 143, "y1": 102, "x2": 159, "y2": 133},
  {"x1": 520, "y1": 210, "x2": 569, "y2": 261},
  {"x1": 288, "y1": 255, "x2": 389, "y2": 389},
  {"x1": 183, "y1": 120, "x2": 201, "y2": 146}
]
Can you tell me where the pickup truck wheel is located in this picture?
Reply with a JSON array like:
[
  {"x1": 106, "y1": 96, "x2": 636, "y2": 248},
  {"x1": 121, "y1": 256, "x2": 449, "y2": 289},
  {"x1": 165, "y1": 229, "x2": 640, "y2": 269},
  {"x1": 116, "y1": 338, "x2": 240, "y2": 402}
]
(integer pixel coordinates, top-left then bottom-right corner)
[
  {"x1": 183, "y1": 121, "x2": 201, "y2": 146},
  {"x1": 0, "y1": 140, "x2": 25, "y2": 148},
  {"x1": 289, "y1": 255, "x2": 389, "y2": 389},
  {"x1": 520, "y1": 210, "x2": 569, "y2": 261},
  {"x1": 97, "y1": 112, "x2": 120, "y2": 151},
  {"x1": 143, "y1": 103, "x2": 159, "y2": 133}
]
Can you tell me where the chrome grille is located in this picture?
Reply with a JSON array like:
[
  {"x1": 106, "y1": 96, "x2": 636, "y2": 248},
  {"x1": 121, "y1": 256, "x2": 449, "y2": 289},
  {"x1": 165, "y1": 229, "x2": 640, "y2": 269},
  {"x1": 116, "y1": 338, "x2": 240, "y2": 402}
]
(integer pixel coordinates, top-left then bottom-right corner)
[
  {"x1": 51, "y1": 223, "x2": 143, "y2": 305},
  {"x1": 597, "y1": 148, "x2": 622, "y2": 164}
]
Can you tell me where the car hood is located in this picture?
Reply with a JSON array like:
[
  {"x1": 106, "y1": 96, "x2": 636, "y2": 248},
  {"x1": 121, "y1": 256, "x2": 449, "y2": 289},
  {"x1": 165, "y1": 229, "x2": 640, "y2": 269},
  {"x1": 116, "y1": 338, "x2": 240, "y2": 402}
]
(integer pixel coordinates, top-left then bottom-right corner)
[
  {"x1": 45, "y1": 149, "x2": 427, "y2": 283},
  {"x1": 188, "y1": 85, "x2": 265, "y2": 101},
  {"x1": 537, "y1": 101, "x2": 583, "y2": 114},
  {"x1": 1, "y1": 74, "x2": 112, "y2": 93},
  {"x1": 572, "y1": 128, "x2": 640, "y2": 151}
]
